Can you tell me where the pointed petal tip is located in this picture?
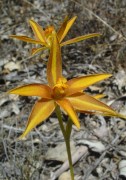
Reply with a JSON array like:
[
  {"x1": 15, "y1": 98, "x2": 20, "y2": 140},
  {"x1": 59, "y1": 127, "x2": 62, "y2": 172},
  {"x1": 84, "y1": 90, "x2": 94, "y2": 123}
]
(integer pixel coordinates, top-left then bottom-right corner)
[
  {"x1": 10, "y1": 35, "x2": 14, "y2": 38},
  {"x1": 106, "y1": 74, "x2": 112, "y2": 77},
  {"x1": 96, "y1": 73, "x2": 112, "y2": 79},
  {"x1": 95, "y1": 33, "x2": 102, "y2": 36},
  {"x1": 29, "y1": 19, "x2": 34, "y2": 24},
  {"x1": 18, "y1": 134, "x2": 27, "y2": 141},
  {"x1": 8, "y1": 89, "x2": 14, "y2": 94},
  {"x1": 7, "y1": 88, "x2": 17, "y2": 95},
  {"x1": 10, "y1": 35, "x2": 21, "y2": 39},
  {"x1": 29, "y1": 19, "x2": 36, "y2": 27},
  {"x1": 73, "y1": 15, "x2": 77, "y2": 20},
  {"x1": 117, "y1": 113, "x2": 126, "y2": 120},
  {"x1": 103, "y1": 73, "x2": 112, "y2": 79},
  {"x1": 94, "y1": 94, "x2": 106, "y2": 99},
  {"x1": 76, "y1": 122, "x2": 80, "y2": 129},
  {"x1": 29, "y1": 19, "x2": 34, "y2": 27},
  {"x1": 10, "y1": 35, "x2": 21, "y2": 38},
  {"x1": 8, "y1": 88, "x2": 21, "y2": 95},
  {"x1": 99, "y1": 111, "x2": 126, "y2": 120}
]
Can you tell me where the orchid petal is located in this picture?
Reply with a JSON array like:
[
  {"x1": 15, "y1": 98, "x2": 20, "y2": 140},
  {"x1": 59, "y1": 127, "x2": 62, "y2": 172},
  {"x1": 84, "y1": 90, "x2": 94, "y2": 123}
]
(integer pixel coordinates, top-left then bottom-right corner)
[
  {"x1": 31, "y1": 47, "x2": 48, "y2": 55},
  {"x1": 77, "y1": 109, "x2": 126, "y2": 120},
  {"x1": 57, "y1": 16, "x2": 69, "y2": 42},
  {"x1": 56, "y1": 98, "x2": 80, "y2": 128},
  {"x1": 95, "y1": 111, "x2": 126, "y2": 119},
  {"x1": 66, "y1": 74, "x2": 112, "y2": 96},
  {"x1": 61, "y1": 33, "x2": 101, "y2": 47},
  {"x1": 9, "y1": 84, "x2": 52, "y2": 99},
  {"x1": 57, "y1": 16, "x2": 77, "y2": 43},
  {"x1": 10, "y1": 35, "x2": 44, "y2": 45},
  {"x1": 68, "y1": 93, "x2": 118, "y2": 116},
  {"x1": 47, "y1": 32, "x2": 62, "y2": 87},
  {"x1": 29, "y1": 20, "x2": 47, "y2": 43},
  {"x1": 93, "y1": 94, "x2": 106, "y2": 99},
  {"x1": 19, "y1": 99, "x2": 55, "y2": 138}
]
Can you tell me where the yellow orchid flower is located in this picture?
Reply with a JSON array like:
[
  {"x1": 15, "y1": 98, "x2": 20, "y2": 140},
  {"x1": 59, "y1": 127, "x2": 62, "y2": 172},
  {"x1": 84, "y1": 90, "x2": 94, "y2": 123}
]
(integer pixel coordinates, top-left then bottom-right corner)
[
  {"x1": 10, "y1": 16, "x2": 100, "y2": 55},
  {"x1": 8, "y1": 32, "x2": 125, "y2": 139}
]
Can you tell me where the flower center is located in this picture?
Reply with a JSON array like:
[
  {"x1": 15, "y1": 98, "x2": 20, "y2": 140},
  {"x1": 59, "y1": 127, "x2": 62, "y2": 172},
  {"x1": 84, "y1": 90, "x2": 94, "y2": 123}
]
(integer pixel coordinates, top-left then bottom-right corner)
[
  {"x1": 45, "y1": 26, "x2": 55, "y2": 47},
  {"x1": 52, "y1": 77, "x2": 68, "y2": 99}
]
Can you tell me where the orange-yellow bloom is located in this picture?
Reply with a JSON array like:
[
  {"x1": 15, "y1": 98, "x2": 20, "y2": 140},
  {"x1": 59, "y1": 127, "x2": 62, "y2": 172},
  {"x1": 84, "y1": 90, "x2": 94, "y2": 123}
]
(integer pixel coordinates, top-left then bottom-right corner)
[
  {"x1": 9, "y1": 32, "x2": 125, "y2": 139},
  {"x1": 10, "y1": 16, "x2": 100, "y2": 55}
]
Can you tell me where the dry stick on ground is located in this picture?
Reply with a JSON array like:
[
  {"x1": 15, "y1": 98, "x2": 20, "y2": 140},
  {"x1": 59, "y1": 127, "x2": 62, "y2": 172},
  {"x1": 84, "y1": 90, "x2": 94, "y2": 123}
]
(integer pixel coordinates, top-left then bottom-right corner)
[
  {"x1": 2, "y1": 124, "x2": 34, "y2": 135},
  {"x1": 72, "y1": 0, "x2": 126, "y2": 41},
  {"x1": 51, "y1": 146, "x2": 88, "y2": 180},
  {"x1": 83, "y1": 127, "x2": 126, "y2": 180},
  {"x1": 51, "y1": 126, "x2": 126, "y2": 179},
  {"x1": 23, "y1": 0, "x2": 51, "y2": 21},
  {"x1": 0, "y1": 24, "x2": 18, "y2": 35}
]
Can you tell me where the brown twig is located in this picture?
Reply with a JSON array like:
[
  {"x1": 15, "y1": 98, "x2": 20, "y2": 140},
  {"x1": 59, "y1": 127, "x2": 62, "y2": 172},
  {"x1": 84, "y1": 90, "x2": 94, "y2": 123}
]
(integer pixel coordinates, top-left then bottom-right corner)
[
  {"x1": 51, "y1": 146, "x2": 88, "y2": 180},
  {"x1": 72, "y1": 0, "x2": 126, "y2": 41}
]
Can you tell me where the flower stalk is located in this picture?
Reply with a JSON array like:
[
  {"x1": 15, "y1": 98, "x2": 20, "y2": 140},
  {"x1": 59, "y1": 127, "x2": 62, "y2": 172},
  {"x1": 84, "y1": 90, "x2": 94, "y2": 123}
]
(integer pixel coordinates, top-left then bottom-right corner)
[{"x1": 55, "y1": 105, "x2": 74, "y2": 180}]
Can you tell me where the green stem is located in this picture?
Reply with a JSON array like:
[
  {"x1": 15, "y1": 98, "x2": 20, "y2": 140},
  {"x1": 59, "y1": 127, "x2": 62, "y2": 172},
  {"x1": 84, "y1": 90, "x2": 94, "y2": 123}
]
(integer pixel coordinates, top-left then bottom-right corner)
[
  {"x1": 55, "y1": 105, "x2": 66, "y2": 137},
  {"x1": 66, "y1": 117, "x2": 73, "y2": 139},
  {"x1": 55, "y1": 105, "x2": 74, "y2": 180},
  {"x1": 65, "y1": 137, "x2": 74, "y2": 180}
]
